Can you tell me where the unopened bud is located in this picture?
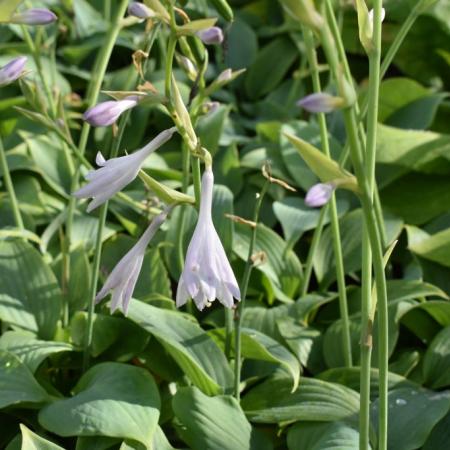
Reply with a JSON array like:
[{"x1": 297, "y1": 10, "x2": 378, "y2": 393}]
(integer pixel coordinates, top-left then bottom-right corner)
[
  {"x1": 297, "y1": 93, "x2": 345, "y2": 113},
  {"x1": 83, "y1": 97, "x2": 139, "y2": 127},
  {"x1": 217, "y1": 69, "x2": 232, "y2": 83},
  {"x1": 10, "y1": 8, "x2": 57, "y2": 25},
  {"x1": 128, "y1": 2, "x2": 154, "y2": 19},
  {"x1": 196, "y1": 27, "x2": 224, "y2": 45},
  {"x1": 0, "y1": 56, "x2": 27, "y2": 87},
  {"x1": 305, "y1": 182, "x2": 335, "y2": 207}
]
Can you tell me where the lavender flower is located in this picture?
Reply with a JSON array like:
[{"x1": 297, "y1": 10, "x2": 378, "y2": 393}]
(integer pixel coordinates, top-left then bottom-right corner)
[
  {"x1": 297, "y1": 93, "x2": 344, "y2": 113},
  {"x1": 176, "y1": 166, "x2": 241, "y2": 311},
  {"x1": 305, "y1": 182, "x2": 336, "y2": 207},
  {"x1": 196, "y1": 27, "x2": 224, "y2": 45},
  {"x1": 73, "y1": 127, "x2": 177, "y2": 212},
  {"x1": 10, "y1": 8, "x2": 57, "y2": 25},
  {"x1": 96, "y1": 209, "x2": 169, "y2": 315},
  {"x1": 0, "y1": 56, "x2": 27, "y2": 87},
  {"x1": 83, "y1": 97, "x2": 139, "y2": 127},
  {"x1": 128, "y1": 2, "x2": 154, "y2": 19}
]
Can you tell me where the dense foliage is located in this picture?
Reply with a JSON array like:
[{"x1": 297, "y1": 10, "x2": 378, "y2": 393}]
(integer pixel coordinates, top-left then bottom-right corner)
[{"x1": 1, "y1": 0, "x2": 450, "y2": 449}]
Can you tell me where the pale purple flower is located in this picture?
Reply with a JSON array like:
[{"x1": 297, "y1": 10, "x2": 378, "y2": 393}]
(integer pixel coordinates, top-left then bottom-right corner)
[
  {"x1": 0, "y1": 56, "x2": 27, "y2": 87},
  {"x1": 10, "y1": 8, "x2": 57, "y2": 25},
  {"x1": 83, "y1": 97, "x2": 138, "y2": 127},
  {"x1": 73, "y1": 127, "x2": 177, "y2": 212},
  {"x1": 217, "y1": 69, "x2": 232, "y2": 83},
  {"x1": 305, "y1": 182, "x2": 336, "y2": 207},
  {"x1": 96, "y1": 209, "x2": 169, "y2": 315},
  {"x1": 128, "y1": 2, "x2": 154, "y2": 19},
  {"x1": 176, "y1": 166, "x2": 241, "y2": 311},
  {"x1": 196, "y1": 27, "x2": 224, "y2": 45},
  {"x1": 297, "y1": 92, "x2": 344, "y2": 113}
]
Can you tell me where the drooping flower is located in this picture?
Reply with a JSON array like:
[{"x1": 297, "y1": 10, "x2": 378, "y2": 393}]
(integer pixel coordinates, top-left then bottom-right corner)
[
  {"x1": 305, "y1": 182, "x2": 336, "y2": 207},
  {"x1": 176, "y1": 166, "x2": 241, "y2": 311},
  {"x1": 73, "y1": 127, "x2": 177, "y2": 212},
  {"x1": 0, "y1": 56, "x2": 27, "y2": 87},
  {"x1": 128, "y1": 2, "x2": 154, "y2": 19},
  {"x1": 10, "y1": 8, "x2": 57, "y2": 25},
  {"x1": 196, "y1": 27, "x2": 224, "y2": 45},
  {"x1": 83, "y1": 97, "x2": 139, "y2": 127},
  {"x1": 96, "y1": 209, "x2": 170, "y2": 315},
  {"x1": 297, "y1": 92, "x2": 344, "y2": 113}
]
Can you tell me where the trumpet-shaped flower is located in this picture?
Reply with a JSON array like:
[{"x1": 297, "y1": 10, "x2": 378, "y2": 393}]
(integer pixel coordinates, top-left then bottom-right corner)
[
  {"x1": 176, "y1": 166, "x2": 241, "y2": 311},
  {"x1": 73, "y1": 127, "x2": 177, "y2": 212},
  {"x1": 10, "y1": 8, "x2": 57, "y2": 25},
  {"x1": 297, "y1": 92, "x2": 344, "y2": 113},
  {"x1": 83, "y1": 97, "x2": 138, "y2": 127},
  {"x1": 305, "y1": 182, "x2": 336, "y2": 207},
  {"x1": 96, "y1": 209, "x2": 169, "y2": 315},
  {"x1": 128, "y1": 2, "x2": 154, "y2": 19},
  {"x1": 196, "y1": 27, "x2": 224, "y2": 45},
  {"x1": 0, "y1": 56, "x2": 27, "y2": 87}
]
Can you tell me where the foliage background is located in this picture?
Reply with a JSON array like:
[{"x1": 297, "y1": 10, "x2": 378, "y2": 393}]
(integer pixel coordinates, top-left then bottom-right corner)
[{"x1": 1, "y1": 0, "x2": 450, "y2": 449}]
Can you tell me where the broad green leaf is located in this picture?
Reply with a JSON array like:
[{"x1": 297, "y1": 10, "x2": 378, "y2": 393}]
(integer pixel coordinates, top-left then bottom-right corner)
[
  {"x1": 70, "y1": 214, "x2": 118, "y2": 251},
  {"x1": 245, "y1": 37, "x2": 297, "y2": 99},
  {"x1": 39, "y1": 363, "x2": 160, "y2": 445},
  {"x1": 241, "y1": 374, "x2": 359, "y2": 424},
  {"x1": 173, "y1": 387, "x2": 271, "y2": 450},
  {"x1": 407, "y1": 225, "x2": 450, "y2": 268},
  {"x1": 0, "y1": 331, "x2": 72, "y2": 373},
  {"x1": 20, "y1": 424, "x2": 64, "y2": 450},
  {"x1": 0, "y1": 239, "x2": 62, "y2": 339},
  {"x1": 197, "y1": 105, "x2": 231, "y2": 155},
  {"x1": 0, "y1": 0, "x2": 22, "y2": 21},
  {"x1": 225, "y1": 18, "x2": 258, "y2": 70},
  {"x1": 75, "y1": 436, "x2": 119, "y2": 450},
  {"x1": 371, "y1": 387, "x2": 450, "y2": 450},
  {"x1": 127, "y1": 300, "x2": 233, "y2": 395},
  {"x1": 423, "y1": 410, "x2": 450, "y2": 450},
  {"x1": 73, "y1": 0, "x2": 107, "y2": 38},
  {"x1": 423, "y1": 325, "x2": 450, "y2": 388},
  {"x1": 287, "y1": 421, "x2": 364, "y2": 450},
  {"x1": 0, "y1": 350, "x2": 49, "y2": 408},
  {"x1": 284, "y1": 132, "x2": 358, "y2": 192}
]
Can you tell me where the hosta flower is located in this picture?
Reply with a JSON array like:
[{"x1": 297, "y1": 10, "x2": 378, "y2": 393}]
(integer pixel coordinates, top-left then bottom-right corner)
[
  {"x1": 83, "y1": 97, "x2": 139, "y2": 127},
  {"x1": 305, "y1": 182, "x2": 335, "y2": 207},
  {"x1": 297, "y1": 92, "x2": 344, "y2": 113},
  {"x1": 96, "y1": 209, "x2": 169, "y2": 315},
  {"x1": 196, "y1": 27, "x2": 224, "y2": 45},
  {"x1": 368, "y1": 7, "x2": 386, "y2": 27},
  {"x1": 10, "y1": 8, "x2": 57, "y2": 25},
  {"x1": 0, "y1": 56, "x2": 27, "y2": 87},
  {"x1": 176, "y1": 166, "x2": 241, "y2": 311},
  {"x1": 128, "y1": 2, "x2": 154, "y2": 19},
  {"x1": 73, "y1": 127, "x2": 177, "y2": 212}
]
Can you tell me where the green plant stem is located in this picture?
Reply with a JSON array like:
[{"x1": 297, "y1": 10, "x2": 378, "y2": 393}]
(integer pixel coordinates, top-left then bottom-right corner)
[
  {"x1": 81, "y1": 0, "x2": 133, "y2": 371},
  {"x1": 302, "y1": 27, "x2": 352, "y2": 367},
  {"x1": 234, "y1": 182, "x2": 269, "y2": 400},
  {"x1": 318, "y1": 20, "x2": 389, "y2": 450},
  {"x1": 301, "y1": 205, "x2": 327, "y2": 296},
  {"x1": 0, "y1": 136, "x2": 24, "y2": 230}
]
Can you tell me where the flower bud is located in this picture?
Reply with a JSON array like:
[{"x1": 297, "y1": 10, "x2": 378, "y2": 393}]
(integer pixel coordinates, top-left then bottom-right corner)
[
  {"x1": 305, "y1": 182, "x2": 335, "y2": 207},
  {"x1": 196, "y1": 27, "x2": 224, "y2": 45},
  {"x1": 127, "y1": 2, "x2": 154, "y2": 19},
  {"x1": 83, "y1": 97, "x2": 138, "y2": 127},
  {"x1": 217, "y1": 68, "x2": 232, "y2": 83},
  {"x1": 202, "y1": 101, "x2": 220, "y2": 115},
  {"x1": 177, "y1": 55, "x2": 198, "y2": 81},
  {"x1": 297, "y1": 93, "x2": 345, "y2": 113},
  {"x1": 10, "y1": 8, "x2": 57, "y2": 25},
  {"x1": 0, "y1": 56, "x2": 27, "y2": 87}
]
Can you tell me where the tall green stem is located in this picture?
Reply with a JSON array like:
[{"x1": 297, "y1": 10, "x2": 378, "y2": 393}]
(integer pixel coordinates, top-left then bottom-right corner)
[
  {"x1": 234, "y1": 182, "x2": 269, "y2": 400},
  {"x1": 0, "y1": 136, "x2": 24, "y2": 230},
  {"x1": 302, "y1": 28, "x2": 352, "y2": 367}
]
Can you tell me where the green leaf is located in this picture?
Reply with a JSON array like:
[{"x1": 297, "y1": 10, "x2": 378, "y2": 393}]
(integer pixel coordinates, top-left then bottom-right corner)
[
  {"x1": 287, "y1": 421, "x2": 364, "y2": 450},
  {"x1": 127, "y1": 300, "x2": 233, "y2": 395},
  {"x1": 172, "y1": 387, "x2": 271, "y2": 450},
  {"x1": 20, "y1": 424, "x2": 64, "y2": 450},
  {"x1": 0, "y1": 350, "x2": 49, "y2": 409},
  {"x1": 197, "y1": 105, "x2": 231, "y2": 155},
  {"x1": 225, "y1": 18, "x2": 258, "y2": 70},
  {"x1": 284, "y1": 132, "x2": 358, "y2": 192},
  {"x1": 176, "y1": 18, "x2": 217, "y2": 35},
  {"x1": 0, "y1": 239, "x2": 62, "y2": 339},
  {"x1": 245, "y1": 37, "x2": 297, "y2": 99},
  {"x1": 371, "y1": 387, "x2": 450, "y2": 450},
  {"x1": 73, "y1": 0, "x2": 107, "y2": 38},
  {"x1": 423, "y1": 410, "x2": 450, "y2": 450},
  {"x1": 423, "y1": 325, "x2": 450, "y2": 388},
  {"x1": 39, "y1": 363, "x2": 160, "y2": 445},
  {"x1": 241, "y1": 374, "x2": 359, "y2": 424},
  {"x1": 0, "y1": 331, "x2": 72, "y2": 373},
  {"x1": 407, "y1": 225, "x2": 450, "y2": 268},
  {"x1": 0, "y1": 0, "x2": 22, "y2": 21}
]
